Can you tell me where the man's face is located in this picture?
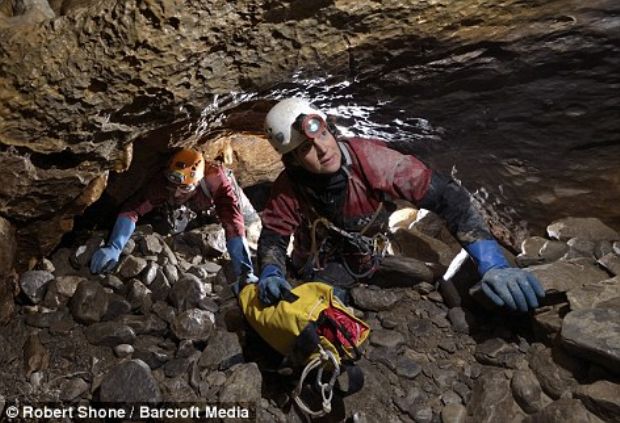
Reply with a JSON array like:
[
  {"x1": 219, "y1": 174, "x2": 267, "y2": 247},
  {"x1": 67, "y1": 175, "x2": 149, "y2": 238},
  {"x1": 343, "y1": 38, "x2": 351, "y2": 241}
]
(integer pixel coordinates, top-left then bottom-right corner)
[
  {"x1": 166, "y1": 179, "x2": 197, "y2": 198},
  {"x1": 292, "y1": 129, "x2": 342, "y2": 174}
]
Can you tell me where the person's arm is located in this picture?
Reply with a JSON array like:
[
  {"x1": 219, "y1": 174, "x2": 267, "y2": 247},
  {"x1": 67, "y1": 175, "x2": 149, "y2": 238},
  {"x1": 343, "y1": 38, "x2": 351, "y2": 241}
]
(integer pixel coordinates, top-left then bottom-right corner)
[
  {"x1": 253, "y1": 173, "x2": 301, "y2": 305},
  {"x1": 355, "y1": 139, "x2": 544, "y2": 311},
  {"x1": 416, "y1": 171, "x2": 545, "y2": 311},
  {"x1": 204, "y1": 164, "x2": 256, "y2": 281},
  {"x1": 90, "y1": 176, "x2": 165, "y2": 274}
]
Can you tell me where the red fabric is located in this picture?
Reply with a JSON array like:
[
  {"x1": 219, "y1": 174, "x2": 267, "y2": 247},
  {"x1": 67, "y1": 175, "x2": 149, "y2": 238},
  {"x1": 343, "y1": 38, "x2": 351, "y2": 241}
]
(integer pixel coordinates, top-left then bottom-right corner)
[
  {"x1": 316, "y1": 306, "x2": 366, "y2": 349},
  {"x1": 260, "y1": 137, "x2": 432, "y2": 259},
  {"x1": 120, "y1": 163, "x2": 245, "y2": 239}
]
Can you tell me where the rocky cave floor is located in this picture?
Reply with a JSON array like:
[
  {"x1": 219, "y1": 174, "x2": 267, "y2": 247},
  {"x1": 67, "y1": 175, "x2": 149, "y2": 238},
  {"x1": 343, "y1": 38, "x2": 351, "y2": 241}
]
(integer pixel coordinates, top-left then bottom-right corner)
[{"x1": 0, "y1": 214, "x2": 619, "y2": 423}]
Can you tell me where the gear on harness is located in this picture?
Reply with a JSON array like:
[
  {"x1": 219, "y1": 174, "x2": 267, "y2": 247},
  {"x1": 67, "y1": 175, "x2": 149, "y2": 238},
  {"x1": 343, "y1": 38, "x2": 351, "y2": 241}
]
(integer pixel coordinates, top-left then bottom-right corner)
[
  {"x1": 301, "y1": 203, "x2": 390, "y2": 281},
  {"x1": 151, "y1": 203, "x2": 197, "y2": 235}
]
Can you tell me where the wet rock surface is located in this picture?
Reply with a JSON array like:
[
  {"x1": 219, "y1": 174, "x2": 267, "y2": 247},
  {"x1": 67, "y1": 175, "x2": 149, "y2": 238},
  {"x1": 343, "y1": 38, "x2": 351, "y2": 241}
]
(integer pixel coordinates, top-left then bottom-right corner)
[
  {"x1": 1, "y1": 0, "x2": 619, "y2": 267},
  {"x1": 1, "y1": 217, "x2": 620, "y2": 422}
]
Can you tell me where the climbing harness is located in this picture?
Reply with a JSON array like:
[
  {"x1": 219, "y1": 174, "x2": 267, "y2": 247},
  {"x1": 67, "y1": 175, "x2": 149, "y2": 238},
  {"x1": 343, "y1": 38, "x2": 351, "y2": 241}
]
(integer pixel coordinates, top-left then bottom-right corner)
[{"x1": 305, "y1": 202, "x2": 390, "y2": 280}]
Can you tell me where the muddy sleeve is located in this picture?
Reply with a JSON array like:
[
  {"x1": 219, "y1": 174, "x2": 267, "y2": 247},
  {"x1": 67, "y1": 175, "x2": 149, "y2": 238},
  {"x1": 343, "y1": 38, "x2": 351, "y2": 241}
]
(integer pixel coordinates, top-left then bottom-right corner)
[
  {"x1": 257, "y1": 173, "x2": 301, "y2": 272},
  {"x1": 358, "y1": 139, "x2": 493, "y2": 246},
  {"x1": 118, "y1": 175, "x2": 168, "y2": 223},
  {"x1": 207, "y1": 165, "x2": 245, "y2": 240},
  {"x1": 416, "y1": 171, "x2": 494, "y2": 245}
]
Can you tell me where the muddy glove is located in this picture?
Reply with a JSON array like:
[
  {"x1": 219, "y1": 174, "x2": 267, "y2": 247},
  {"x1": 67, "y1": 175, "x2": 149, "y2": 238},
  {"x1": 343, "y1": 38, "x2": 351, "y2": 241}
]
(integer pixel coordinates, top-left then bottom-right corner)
[
  {"x1": 480, "y1": 268, "x2": 545, "y2": 312},
  {"x1": 257, "y1": 264, "x2": 296, "y2": 306},
  {"x1": 90, "y1": 215, "x2": 135, "y2": 274},
  {"x1": 466, "y1": 239, "x2": 545, "y2": 312}
]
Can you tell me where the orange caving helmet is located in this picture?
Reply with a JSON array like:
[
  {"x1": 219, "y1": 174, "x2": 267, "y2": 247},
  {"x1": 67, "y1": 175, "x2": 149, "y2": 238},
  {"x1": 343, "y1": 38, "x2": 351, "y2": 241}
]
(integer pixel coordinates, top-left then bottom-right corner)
[{"x1": 167, "y1": 149, "x2": 205, "y2": 186}]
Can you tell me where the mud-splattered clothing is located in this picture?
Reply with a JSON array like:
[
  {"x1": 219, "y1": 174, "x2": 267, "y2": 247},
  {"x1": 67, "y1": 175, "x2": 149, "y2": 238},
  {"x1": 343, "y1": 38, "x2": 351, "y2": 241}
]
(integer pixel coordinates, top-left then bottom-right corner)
[
  {"x1": 258, "y1": 137, "x2": 493, "y2": 275},
  {"x1": 119, "y1": 163, "x2": 245, "y2": 240}
]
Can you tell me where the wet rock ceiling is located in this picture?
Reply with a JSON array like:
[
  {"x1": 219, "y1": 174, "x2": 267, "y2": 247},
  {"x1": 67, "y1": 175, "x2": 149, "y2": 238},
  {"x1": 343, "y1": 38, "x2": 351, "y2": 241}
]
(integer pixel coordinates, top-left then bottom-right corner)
[{"x1": 0, "y1": 0, "x2": 619, "y2": 268}]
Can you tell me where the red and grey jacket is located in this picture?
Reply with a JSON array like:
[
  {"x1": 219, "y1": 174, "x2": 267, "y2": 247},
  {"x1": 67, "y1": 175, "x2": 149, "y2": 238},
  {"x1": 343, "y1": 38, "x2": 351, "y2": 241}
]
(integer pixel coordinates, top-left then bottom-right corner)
[
  {"x1": 119, "y1": 163, "x2": 245, "y2": 240},
  {"x1": 258, "y1": 137, "x2": 494, "y2": 275}
]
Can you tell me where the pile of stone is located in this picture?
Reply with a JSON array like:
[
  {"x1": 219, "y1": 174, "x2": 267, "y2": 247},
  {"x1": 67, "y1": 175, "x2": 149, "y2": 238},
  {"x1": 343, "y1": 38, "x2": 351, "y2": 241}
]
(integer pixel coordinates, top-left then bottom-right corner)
[
  {"x1": 13, "y1": 223, "x2": 261, "y2": 409},
  {"x1": 1, "y1": 215, "x2": 618, "y2": 423},
  {"x1": 517, "y1": 217, "x2": 620, "y2": 375}
]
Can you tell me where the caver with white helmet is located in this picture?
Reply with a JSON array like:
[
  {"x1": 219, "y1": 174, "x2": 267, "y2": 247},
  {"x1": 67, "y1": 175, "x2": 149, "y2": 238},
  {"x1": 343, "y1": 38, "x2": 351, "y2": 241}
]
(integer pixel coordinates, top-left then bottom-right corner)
[{"x1": 264, "y1": 98, "x2": 327, "y2": 155}]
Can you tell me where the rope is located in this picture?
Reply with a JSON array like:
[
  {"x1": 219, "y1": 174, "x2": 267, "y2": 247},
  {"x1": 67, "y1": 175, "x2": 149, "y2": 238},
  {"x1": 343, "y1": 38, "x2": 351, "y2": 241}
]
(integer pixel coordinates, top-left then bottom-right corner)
[{"x1": 292, "y1": 345, "x2": 341, "y2": 419}]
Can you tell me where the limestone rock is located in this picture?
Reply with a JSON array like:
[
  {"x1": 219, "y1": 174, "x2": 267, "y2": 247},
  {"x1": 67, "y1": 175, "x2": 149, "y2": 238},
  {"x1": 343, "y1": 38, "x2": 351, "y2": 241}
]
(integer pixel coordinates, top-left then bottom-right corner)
[
  {"x1": 102, "y1": 294, "x2": 131, "y2": 321},
  {"x1": 69, "y1": 279, "x2": 109, "y2": 324},
  {"x1": 370, "y1": 328, "x2": 405, "y2": 349},
  {"x1": 60, "y1": 378, "x2": 89, "y2": 402},
  {"x1": 70, "y1": 237, "x2": 103, "y2": 269},
  {"x1": 171, "y1": 308, "x2": 214, "y2": 341},
  {"x1": 390, "y1": 227, "x2": 457, "y2": 267},
  {"x1": 54, "y1": 275, "x2": 85, "y2": 298},
  {"x1": 350, "y1": 286, "x2": 401, "y2": 311},
  {"x1": 523, "y1": 398, "x2": 604, "y2": 423},
  {"x1": 0, "y1": 216, "x2": 16, "y2": 276},
  {"x1": 440, "y1": 403, "x2": 466, "y2": 423},
  {"x1": 561, "y1": 308, "x2": 620, "y2": 374},
  {"x1": 85, "y1": 322, "x2": 136, "y2": 346},
  {"x1": 141, "y1": 261, "x2": 158, "y2": 286},
  {"x1": 19, "y1": 270, "x2": 54, "y2": 303},
  {"x1": 467, "y1": 368, "x2": 526, "y2": 423},
  {"x1": 118, "y1": 256, "x2": 147, "y2": 279},
  {"x1": 218, "y1": 363, "x2": 262, "y2": 404},
  {"x1": 117, "y1": 314, "x2": 168, "y2": 336},
  {"x1": 510, "y1": 369, "x2": 545, "y2": 414},
  {"x1": 99, "y1": 360, "x2": 161, "y2": 403},
  {"x1": 114, "y1": 344, "x2": 134, "y2": 358},
  {"x1": 139, "y1": 234, "x2": 163, "y2": 255},
  {"x1": 547, "y1": 218, "x2": 619, "y2": 242},
  {"x1": 566, "y1": 276, "x2": 620, "y2": 311},
  {"x1": 133, "y1": 336, "x2": 174, "y2": 369},
  {"x1": 198, "y1": 330, "x2": 243, "y2": 371},
  {"x1": 168, "y1": 274, "x2": 207, "y2": 311},
  {"x1": 539, "y1": 240, "x2": 569, "y2": 262},
  {"x1": 598, "y1": 253, "x2": 620, "y2": 276},
  {"x1": 520, "y1": 236, "x2": 547, "y2": 257},
  {"x1": 23, "y1": 333, "x2": 49, "y2": 377},
  {"x1": 527, "y1": 260, "x2": 610, "y2": 294},
  {"x1": 528, "y1": 344, "x2": 582, "y2": 399},
  {"x1": 474, "y1": 338, "x2": 523, "y2": 369},
  {"x1": 573, "y1": 380, "x2": 620, "y2": 423}
]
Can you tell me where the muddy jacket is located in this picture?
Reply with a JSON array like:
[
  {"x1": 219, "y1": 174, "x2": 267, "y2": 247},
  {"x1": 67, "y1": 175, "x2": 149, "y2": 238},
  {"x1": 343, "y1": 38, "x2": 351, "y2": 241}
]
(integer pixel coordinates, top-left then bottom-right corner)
[
  {"x1": 119, "y1": 163, "x2": 245, "y2": 240},
  {"x1": 258, "y1": 137, "x2": 494, "y2": 275}
]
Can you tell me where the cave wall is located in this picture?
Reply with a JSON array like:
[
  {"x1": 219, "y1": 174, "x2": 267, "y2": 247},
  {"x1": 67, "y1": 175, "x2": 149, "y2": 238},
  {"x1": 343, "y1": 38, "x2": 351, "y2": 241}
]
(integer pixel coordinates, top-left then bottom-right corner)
[{"x1": 0, "y1": 0, "x2": 618, "y2": 267}]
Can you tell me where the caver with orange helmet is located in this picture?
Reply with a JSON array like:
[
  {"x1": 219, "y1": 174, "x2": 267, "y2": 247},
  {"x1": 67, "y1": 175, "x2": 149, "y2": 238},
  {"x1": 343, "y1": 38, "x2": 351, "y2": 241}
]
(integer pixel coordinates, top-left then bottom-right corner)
[
  {"x1": 91, "y1": 148, "x2": 257, "y2": 285},
  {"x1": 166, "y1": 148, "x2": 206, "y2": 192}
]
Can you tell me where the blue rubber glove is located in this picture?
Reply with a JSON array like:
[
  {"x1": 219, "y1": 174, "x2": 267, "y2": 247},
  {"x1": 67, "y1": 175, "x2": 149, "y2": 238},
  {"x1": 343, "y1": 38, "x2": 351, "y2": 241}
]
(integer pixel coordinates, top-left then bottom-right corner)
[
  {"x1": 466, "y1": 239, "x2": 545, "y2": 312},
  {"x1": 257, "y1": 264, "x2": 293, "y2": 306},
  {"x1": 480, "y1": 268, "x2": 545, "y2": 312},
  {"x1": 90, "y1": 215, "x2": 135, "y2": 274},
  {"x1": 226, "y1": 236, "x2": 255, "y2": 280}
]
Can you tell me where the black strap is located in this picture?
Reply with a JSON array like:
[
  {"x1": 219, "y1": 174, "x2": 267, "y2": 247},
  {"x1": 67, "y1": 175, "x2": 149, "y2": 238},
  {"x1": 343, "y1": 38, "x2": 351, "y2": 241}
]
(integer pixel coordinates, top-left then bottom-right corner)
[
  {"x1": 280, "y1": 288, "x2": 300, "y2": 303},
  {"x1": 321, "y1": 313, "x2": 362, "y2": 362}
]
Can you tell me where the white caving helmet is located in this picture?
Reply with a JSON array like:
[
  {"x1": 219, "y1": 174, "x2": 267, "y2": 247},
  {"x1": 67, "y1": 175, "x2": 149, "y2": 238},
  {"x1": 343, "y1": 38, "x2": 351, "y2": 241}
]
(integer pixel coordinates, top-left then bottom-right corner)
[{"x1": 264, "y1": 97, "x2": 327, "y2": 155}]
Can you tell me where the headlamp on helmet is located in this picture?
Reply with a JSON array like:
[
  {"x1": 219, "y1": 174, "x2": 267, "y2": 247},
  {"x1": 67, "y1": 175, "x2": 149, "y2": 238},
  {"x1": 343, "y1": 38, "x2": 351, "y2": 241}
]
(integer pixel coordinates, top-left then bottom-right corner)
[
  {"x1": 294, "y1": 113, "x2": 327, "y2": 140},
  {"x1": 166, "y1": 148, "x2": 205, "y2": 189}
]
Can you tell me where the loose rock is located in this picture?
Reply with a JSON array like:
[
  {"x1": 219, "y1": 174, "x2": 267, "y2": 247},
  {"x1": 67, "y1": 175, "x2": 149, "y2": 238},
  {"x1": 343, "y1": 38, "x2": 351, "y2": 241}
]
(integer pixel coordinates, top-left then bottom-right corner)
[
  {"x1": 99, "y1": 360, "x2": 161, "y2": 403},
  {"x1": 20, "y1": 271, "x2": 54, "y2": 304},
  {"x1": 561, "y1": 308, "x2": 620, "y2": 374}
]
